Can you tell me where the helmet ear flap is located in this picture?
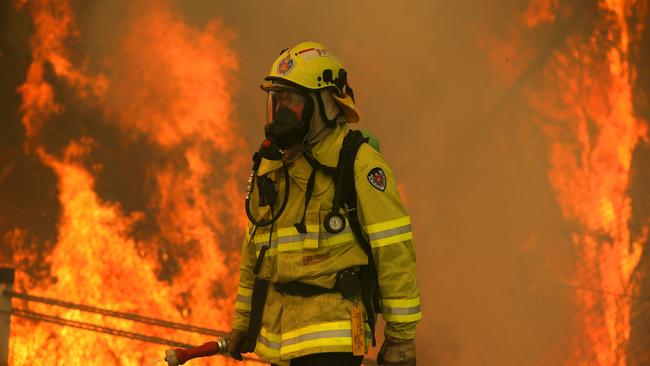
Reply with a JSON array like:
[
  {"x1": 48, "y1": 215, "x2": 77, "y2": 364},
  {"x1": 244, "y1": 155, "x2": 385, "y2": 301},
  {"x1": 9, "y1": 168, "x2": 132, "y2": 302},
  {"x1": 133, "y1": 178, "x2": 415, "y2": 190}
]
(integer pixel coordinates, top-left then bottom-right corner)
[{"x1": 317, "y1": 92, "x2": 336, "y2": 129}]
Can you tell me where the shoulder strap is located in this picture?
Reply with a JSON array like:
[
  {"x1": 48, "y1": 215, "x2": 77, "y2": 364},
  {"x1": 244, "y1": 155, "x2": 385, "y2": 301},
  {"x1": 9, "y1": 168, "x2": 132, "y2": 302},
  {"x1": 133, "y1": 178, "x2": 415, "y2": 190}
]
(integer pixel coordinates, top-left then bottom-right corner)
[
  {"x1": 336, "y1": 130, "x2": 381, "y2": 346},
  {"x1": 337, "y1": 130, "x2": 369, "y2": 243}
]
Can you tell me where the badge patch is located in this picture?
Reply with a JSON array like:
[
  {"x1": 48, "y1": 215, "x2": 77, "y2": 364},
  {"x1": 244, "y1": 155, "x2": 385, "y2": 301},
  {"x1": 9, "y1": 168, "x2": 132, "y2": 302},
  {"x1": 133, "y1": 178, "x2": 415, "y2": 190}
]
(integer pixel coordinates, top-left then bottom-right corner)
[
  {"x1": 277, "y1": 55, "x2": 295, "y2": 75},
  {"x1": 367, "y1": 167, "x2": 387, "y2": 191}
]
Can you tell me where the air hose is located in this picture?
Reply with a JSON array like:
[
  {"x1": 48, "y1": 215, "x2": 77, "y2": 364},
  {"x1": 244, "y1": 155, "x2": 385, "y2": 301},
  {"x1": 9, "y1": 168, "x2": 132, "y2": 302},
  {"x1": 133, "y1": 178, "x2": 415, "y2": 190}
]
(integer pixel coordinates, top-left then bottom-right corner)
[{"x1": 244, "y1": 145, "x2": 290, "y2": 227}]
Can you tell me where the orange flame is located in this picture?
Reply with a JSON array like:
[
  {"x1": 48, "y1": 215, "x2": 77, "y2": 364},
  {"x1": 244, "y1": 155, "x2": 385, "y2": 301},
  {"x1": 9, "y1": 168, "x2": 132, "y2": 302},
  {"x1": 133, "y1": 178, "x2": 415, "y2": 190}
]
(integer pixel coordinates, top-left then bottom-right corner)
[
  {"x1": 10, "y1": 0, "x2": 248, "y2": 364},
  {"x1": 16, "y1": 0, "x2": 107, "y2": 144},
  {"x1": 527, "y1": 1, "x2": 646, "y2": 365},
  {"x1": 484, "y1": 0, "x2": 648, "y2": 364}
]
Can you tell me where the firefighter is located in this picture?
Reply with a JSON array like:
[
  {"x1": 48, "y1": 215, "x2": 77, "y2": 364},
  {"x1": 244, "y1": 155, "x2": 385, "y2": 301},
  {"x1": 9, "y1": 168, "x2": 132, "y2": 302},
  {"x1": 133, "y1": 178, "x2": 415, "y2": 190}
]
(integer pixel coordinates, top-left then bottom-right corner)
[{"x1": 228, "y1": 41, "x2": 421, "y2": 366}]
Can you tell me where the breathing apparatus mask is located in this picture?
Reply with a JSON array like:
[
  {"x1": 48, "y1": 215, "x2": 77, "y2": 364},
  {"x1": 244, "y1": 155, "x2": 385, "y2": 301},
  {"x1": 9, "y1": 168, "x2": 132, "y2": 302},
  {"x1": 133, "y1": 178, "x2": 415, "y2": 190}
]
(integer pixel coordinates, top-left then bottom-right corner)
[
  {"x1": 260, "y1": 87, "x2": 314, "y2": 160},
  {"x1": 245, "y1": 86, "x2": 315, "y2": 227},
  {"x1": 247, "y1": 84, "x2": 341, "y2": 228}
]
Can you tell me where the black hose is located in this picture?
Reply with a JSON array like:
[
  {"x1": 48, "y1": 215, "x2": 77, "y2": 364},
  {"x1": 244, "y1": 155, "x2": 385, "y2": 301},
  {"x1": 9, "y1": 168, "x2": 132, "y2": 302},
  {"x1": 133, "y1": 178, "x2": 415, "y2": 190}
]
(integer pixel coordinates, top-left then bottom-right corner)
[{"x1": 245, "y1": 156, "x2": 290, "y2": 227}]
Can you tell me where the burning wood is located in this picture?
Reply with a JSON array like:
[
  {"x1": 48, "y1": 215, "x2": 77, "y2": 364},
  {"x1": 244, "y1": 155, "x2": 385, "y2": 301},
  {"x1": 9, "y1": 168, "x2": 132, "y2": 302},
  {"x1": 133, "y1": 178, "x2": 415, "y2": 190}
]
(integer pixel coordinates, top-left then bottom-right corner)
[{"x1": 7, "y1": 0, "x2": 246, "y2": 364}]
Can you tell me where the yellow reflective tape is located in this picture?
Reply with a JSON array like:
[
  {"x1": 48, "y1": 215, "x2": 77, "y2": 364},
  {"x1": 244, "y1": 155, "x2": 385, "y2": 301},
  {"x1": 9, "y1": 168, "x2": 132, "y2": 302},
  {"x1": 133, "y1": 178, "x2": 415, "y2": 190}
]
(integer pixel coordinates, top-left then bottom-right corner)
[
  {"x1": 382, "y1": 297, "x2": 420, "y2": 308},
  {"x1": 236, "y1": 286, "x2": 253, "y2": 311},
  {"x1": 235, "y1": 301, "x2": 251, "y2": 312},
  {"x1": 237, "y1": 287, "x2": 253, "y2": 297},
  {"x1": 255, "y1": 341, "x2": 280, "y2": 358},
  {"x1": 261, "y1": 327, "x2": 282, "y2": 342},
  {"x1": 382, "y1": 312, "x2": 422, "y2": 323},
  {"x1": 371, "y1": 231, "x2": 413, "y2": 248},
  {"x1": 256, "y1": 328, "x2": 281, "y2": 359},
  {"x1": 253, "y1": 233, "x2": 275, "y2": 244},
  {"x1": 382, "y1": 297, "x2": 422, "y2": 323},
  {"x1": 277, "y1": 242, "x2": 303, "y2": 253},
  {"x1": 277, "y1": 226, "x2": 299, "y2": 237},
  {"x1": 303, "y1": 240, "x2": 318, "y2": 249},
  {"x1": 364, "y1": 216, "x2": 411, "y2": 234},
  {"x1": 282, "y1": 321, "x2": 350, "y2": 340},
  {"x1": 278, "y1": 323, "x2": 373, "y2": 355},
  {"x1": 281, "y1": 336, "x2": 351, "y2": 355},
  {"x1": 322, "y1": 232, "x2": 355, "y2": 247},
  {"x1": 253, "y1": 223, "x2": 359, "y2": 254}
]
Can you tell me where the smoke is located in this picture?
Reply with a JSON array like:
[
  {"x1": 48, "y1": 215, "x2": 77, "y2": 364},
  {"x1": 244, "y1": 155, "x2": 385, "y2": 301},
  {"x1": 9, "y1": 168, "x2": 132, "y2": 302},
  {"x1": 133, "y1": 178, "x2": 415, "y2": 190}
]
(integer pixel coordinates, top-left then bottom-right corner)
[{"x1": 2, "y1": 0, "x2": 648, "y2": 365}]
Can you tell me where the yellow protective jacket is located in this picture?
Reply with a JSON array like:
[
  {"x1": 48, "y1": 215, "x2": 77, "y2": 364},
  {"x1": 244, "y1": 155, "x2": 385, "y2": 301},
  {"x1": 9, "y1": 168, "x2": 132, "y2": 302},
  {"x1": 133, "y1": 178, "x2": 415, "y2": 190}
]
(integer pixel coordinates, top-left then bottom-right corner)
[{"x1": 233, "y1": 123, "x2": 421, "y2": 364}]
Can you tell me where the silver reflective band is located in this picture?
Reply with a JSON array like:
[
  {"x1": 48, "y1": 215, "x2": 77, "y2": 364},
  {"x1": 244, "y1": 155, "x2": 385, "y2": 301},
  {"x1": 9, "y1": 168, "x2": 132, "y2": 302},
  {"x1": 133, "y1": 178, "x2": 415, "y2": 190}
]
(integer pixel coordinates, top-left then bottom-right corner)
[
  {"x1": 278, "y1": 232, "x2": 318, "y2": 244},
  {"x1": 255, "y1": 239, "x2": 278, "y2": 251},
  {"x1": 258, "y1": 333, "x2": 281, "y2": 350},
  {"x1": 282, "y1": 329, "x2": 351, "y2": 347},
  {"x1": 367, "y1": 224, "x2": 412, "y2": 241},
  {"x1": 382, "y1": 304, "x2": 421, "y2": 315},
  {"x1": 236, "y1": 294, "x2": 252, "y2": 304}
]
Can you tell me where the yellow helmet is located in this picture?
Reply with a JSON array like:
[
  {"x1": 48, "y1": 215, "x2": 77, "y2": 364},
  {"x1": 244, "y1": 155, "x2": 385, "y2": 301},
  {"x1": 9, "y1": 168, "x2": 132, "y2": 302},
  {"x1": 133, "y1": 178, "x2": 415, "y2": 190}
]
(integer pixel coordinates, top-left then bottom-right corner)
[{"x1": 261, "y1": 41, "x2": 359, "y2": 123}]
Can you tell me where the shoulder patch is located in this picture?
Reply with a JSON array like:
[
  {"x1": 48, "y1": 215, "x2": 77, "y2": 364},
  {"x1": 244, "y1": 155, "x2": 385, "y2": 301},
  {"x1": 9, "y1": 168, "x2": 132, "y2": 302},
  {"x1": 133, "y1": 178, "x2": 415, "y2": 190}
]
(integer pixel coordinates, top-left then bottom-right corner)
[{"x1": 367, "y1": 167, "x2": 387, "y2": 191}]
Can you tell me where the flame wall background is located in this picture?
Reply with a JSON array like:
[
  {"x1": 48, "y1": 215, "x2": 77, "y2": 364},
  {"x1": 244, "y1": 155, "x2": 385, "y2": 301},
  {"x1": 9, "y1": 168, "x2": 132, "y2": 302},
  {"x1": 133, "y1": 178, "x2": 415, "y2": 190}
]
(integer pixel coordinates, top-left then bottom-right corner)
[{"x1": 1, "y1": 0, "x2": 649, "y2": 365}]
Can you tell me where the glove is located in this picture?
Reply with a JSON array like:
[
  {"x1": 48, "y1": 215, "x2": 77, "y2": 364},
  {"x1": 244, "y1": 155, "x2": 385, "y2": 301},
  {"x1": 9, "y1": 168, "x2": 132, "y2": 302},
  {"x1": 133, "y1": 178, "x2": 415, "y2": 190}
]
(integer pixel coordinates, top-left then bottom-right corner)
[
  {"x1": 377, "y1": 335, "x2": 416, "y2": 366},
  {"x1": 227, "y1": 329, "x2": 255, "y2": 361}
]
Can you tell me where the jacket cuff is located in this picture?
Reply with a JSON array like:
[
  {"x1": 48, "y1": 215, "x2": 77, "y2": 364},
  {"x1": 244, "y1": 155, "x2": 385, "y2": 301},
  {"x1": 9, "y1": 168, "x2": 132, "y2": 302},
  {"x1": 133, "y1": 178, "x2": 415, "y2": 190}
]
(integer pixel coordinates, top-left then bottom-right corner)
[{"x1": 384, "y1": 321, "x2": 417, "y2": 340}]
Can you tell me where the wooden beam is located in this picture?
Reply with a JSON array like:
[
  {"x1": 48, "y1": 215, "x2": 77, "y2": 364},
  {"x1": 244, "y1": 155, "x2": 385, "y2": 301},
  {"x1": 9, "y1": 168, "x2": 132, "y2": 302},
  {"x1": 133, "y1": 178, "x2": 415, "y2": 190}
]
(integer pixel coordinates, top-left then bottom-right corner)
[{"x1": 0, "y1": 268, "x2": 14, "y2": 366}]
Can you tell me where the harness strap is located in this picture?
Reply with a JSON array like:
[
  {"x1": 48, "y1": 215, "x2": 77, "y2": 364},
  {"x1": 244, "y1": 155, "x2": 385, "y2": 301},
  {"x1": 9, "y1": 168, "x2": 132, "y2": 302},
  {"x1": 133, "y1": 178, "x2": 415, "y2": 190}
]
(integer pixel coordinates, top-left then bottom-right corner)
[
  {"x1": 274, "y1": 282, "x2": 338, "y2": 297},
  {"x1": 302, "y1": 150, "x2": 337, "y2": 177},
  {"x1": 274, "y1": 267, "x2": 361, "y2": 299},
  {"x1": 294, "y1": 170, "x2": 316, "y2": 234},
  {"x1": 338, "y1": 130, "x2": 381, "y2": 346},
  {"x1": 246, "y1": 217, "x2": 274, "y2": 348}
]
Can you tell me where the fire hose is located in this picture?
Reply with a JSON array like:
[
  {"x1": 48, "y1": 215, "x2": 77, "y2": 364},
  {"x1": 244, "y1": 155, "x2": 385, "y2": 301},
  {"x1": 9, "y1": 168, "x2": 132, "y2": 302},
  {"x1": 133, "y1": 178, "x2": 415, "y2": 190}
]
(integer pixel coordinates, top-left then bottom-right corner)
[
  {"x1": 160, "y1": 339, "x2": 379, "y2": 366},
  {"x1": 162, "y1": 338, "x2": 230, "y2": 366}
]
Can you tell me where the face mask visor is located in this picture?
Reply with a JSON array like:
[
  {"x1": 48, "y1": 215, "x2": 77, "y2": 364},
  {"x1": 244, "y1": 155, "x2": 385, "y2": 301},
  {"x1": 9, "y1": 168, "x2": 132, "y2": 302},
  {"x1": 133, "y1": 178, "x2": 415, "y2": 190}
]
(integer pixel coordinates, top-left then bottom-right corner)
[{"x1": 266, "y1": 89, "x2": 310, "y2": 126}]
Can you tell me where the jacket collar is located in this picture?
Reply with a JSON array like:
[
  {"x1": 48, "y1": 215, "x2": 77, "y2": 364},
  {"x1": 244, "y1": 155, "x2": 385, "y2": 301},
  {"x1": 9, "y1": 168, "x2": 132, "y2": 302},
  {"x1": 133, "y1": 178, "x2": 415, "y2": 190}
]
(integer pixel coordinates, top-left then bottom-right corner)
[{"x1": 256, "y1": 124, "x2": 350, "y2": 192}]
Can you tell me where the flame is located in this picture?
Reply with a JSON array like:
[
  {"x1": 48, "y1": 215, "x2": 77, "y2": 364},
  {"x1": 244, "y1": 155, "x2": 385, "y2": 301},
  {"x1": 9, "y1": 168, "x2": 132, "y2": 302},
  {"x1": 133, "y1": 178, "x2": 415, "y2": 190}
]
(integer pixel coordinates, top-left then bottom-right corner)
[
  {"x1": 523, "y1": 0, "x2": 559, "y2": 28},
  {"x1": 9, "y1": 0, "x2": 248, "y2": 364},
  {"x1": 15, "y1": 0, "x2": 107, "y2": 144},
  {"x1": 484, "y1": 0, "x2": 648, "y2": 364}
]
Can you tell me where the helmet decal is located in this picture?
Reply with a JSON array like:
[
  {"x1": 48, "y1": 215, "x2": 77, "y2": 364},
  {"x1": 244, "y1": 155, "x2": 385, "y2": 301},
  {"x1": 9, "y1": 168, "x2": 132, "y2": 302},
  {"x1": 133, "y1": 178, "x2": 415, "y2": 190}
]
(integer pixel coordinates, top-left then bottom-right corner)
[
  {"x1": 297, "y1": 47, "x2": 329, "y2": 61},
  {"x1": 277, "y1": 54, "x2": 295, "y2": 76}
]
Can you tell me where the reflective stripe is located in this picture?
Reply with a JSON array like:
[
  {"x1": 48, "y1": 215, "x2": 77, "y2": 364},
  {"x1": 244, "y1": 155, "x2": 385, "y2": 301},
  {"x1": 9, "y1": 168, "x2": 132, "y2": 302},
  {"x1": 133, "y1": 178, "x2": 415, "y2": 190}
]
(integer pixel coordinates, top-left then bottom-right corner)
[
  {"x1": 237, "y1": 286, "x2": 253, "y2": 297},
  {"x1": 280, "y1": 321, "x2": 351, "y2": 355},
  {"x1": 371, "y1": 231, "x2": 413, "y2": 248},
  {"x1": 283, "y1": 329, "x2": 351, "y2": 346},
  {"x1": 255, "y1": 239, "x2": 278, "y2": 252},
  {"x1": 278, "y1": 231, "x2": 317, "y2": 253},
  {"x1": 364, "y1": 216, "x2": 411, "y2": 234},
  {"x1": 252, "y1": 229, "x2": 278, "y2": 257},
  {"x1": 251, "y1": 224, "x2": 355, "y2": 255},
  {"x1": 256, "y1": 327, "x2": 281, "y2": 358},
  {"x1": 236, "y1": 294, "x2": 251, "y2": 304},
  {"x1": 322, "y1": 226, "x2": 355, "y2": 246},
  {"x1": 235, "y1": 287, "x2": 253, "y2": 312},
  {"x1": 368, "y1": 224, "x2": 411, "y2": 241},
  {"x1": 384, "y1": 304, "x2": 421, "y2": 315},
  {"x1": 364, "y1": 216, "x2": 413, "y2": 248},
  {"x1": 382, "y1": 297, "x2": 422, "y2": 322},
  {"x1": 279, "y1": 321, "x2": 372, "y2": 356}
]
